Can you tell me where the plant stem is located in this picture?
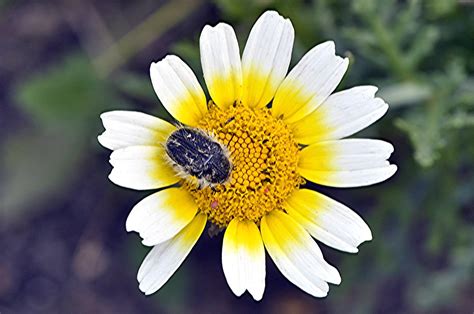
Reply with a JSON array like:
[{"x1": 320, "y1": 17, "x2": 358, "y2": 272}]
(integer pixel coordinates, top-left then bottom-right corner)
[{"x1": 94, "y1": 0, "x2": 203, "y2": 76}]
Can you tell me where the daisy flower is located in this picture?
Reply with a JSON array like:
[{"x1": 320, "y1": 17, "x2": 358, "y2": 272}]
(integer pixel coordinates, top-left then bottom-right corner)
[{"x1": 98, "y1": 10, "x2": 397, "y2": 300}]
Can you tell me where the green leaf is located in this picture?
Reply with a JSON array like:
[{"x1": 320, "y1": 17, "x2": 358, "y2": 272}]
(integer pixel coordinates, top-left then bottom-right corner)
[
  {"x1": 15, "y1": 54, "x2": 126, "y2": 130},
  {"x1": 379, "y1": 82, "x2": 432, "y2": 108},
  {"x1": 3, "y1": 54, "x2": 129, "y2": 222},
  {"x1": 1, "y1": 129, "x2": 84, "y2": 221}
]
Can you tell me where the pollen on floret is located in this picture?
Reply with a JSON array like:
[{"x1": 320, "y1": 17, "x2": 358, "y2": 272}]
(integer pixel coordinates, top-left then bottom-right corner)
[{"x1": 183, "y1": 101, "x2": 304, "y2": 228}]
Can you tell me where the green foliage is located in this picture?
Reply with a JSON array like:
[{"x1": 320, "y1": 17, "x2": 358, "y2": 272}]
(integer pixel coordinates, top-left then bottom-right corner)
[
  {"x1": 3, "y1": 55, "x2": 128, "y2": 220},
  {"x1": 2, "y1": 129, "x2": 83, "y2": 220},
  {"x1": 16, "y1": 55, "x2": 123, "y2": 130},
  {"x1": 113, "y1": 71, "x2": 157, "y2": 102}
]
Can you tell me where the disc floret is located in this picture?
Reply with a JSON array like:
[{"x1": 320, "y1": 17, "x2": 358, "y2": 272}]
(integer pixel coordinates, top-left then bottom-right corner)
[{"x1": 184, "y1": 102, "x2": 303, "y2": 227}]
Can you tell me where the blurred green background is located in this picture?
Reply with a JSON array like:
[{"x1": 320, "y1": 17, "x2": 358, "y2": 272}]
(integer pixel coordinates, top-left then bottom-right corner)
[{"x1": 1, "y1": 0, "x2": 473, "y2": 313}]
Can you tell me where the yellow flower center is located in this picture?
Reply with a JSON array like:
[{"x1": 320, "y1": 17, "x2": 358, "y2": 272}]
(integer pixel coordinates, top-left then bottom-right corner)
[{"x1": 183, "y1": 102, "x2": 303, "y2": 228}]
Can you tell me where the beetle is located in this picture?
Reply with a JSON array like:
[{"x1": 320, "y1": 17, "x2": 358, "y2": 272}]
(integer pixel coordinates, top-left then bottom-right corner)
[{"x1": 165, "y1": 127, "x2": 232, "y2": 187}]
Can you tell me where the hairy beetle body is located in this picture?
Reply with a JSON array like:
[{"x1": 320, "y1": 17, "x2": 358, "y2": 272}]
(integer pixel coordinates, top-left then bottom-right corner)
[{"x1": 165, "y1": 127, "x2": 232, "y2": 187}]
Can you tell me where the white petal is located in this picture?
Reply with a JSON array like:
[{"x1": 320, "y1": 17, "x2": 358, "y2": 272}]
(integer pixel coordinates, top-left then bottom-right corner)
[
  {"x1": 298, "y1": 139, "x2": 397, "y2": 187},
  {"x1": 291, "y1": 86, "x2": 389, "y2": 144},
  {"x1": 261, "y1": 210, "x2": 341, "y2": 298},
  {"x1": 126, "y1": 188, "x2": 198, "y2": 246},
  {"x1": 150, "y1": 55, "x2": 207, "y2": 126},
  {"x1": 137, "y1": 213, "x2": 206, "y2": 295},
  {"x1": 222, "y1": 219, "x2": 265, "y2": 301},
  {"x1": 200, "y1": 23, "x2": 242, "y2": 109},
  {"x1": 98, "y1": 111, "x2": 176, "y2": 150},
  {"x1": 272, "y1": 41, "x2": 349, "y2": 123},
  {"x1": 108, "y1": 145, "x2": 179, "y2": 190},
  {"x1": 241, "y1": 10, "x2": 294, "y2": 108},
  {"x1": 284, "y1": 189, "x2": 372, "y2": 253}
]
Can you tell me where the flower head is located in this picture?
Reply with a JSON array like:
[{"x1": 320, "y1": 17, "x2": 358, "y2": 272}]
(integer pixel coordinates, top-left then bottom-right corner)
[{"x1": 98, "y1": 10, "x2": 396, "y2": 300}]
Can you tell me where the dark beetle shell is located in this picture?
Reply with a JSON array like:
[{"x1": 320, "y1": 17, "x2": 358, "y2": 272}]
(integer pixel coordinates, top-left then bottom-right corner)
[{"x1": 165, "y1": 128, "x2": 232, "y2": 186}]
